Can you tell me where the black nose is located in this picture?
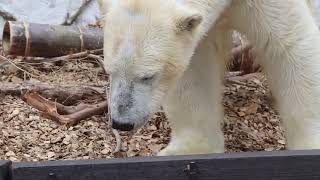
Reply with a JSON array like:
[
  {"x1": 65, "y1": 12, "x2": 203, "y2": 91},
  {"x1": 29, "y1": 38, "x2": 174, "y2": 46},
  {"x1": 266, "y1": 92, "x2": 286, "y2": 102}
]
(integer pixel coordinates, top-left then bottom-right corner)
[{"x1": 112, "y1": 120, "x2": 134, "y2": 131}]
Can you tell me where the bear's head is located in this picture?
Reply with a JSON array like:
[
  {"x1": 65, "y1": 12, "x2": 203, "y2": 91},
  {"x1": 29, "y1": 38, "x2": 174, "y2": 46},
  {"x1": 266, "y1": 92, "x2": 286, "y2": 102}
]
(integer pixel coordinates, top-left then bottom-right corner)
[{"x1": 99, "y1": 0, "x2": 203, "y2": 131}]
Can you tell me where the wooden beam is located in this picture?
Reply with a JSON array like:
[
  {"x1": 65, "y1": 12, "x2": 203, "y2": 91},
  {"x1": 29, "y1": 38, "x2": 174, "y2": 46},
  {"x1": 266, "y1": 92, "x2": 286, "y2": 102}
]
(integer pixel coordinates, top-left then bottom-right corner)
[
  {"x1": 11, "y1": 150, "x2": 320, "y2": 180},
  {"x1": 2, "y1": 21, "x2": 103, "y2": 57},
  {"x1": 0, "y1": 161, "x2": 11, "y2": 180}
]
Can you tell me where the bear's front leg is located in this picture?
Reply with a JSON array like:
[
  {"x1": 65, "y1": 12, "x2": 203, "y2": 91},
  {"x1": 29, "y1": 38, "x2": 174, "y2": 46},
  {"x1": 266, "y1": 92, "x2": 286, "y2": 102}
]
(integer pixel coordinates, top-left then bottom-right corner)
[
  {"x1": 254, "y1": 2, "x2": 320, "y2": 149},
  {"x1": 159, "y1": 78, "x2": 225, "y2": 156},
  {"x1": 158, "y1": 36, "x2": 227, "y2": 156}
]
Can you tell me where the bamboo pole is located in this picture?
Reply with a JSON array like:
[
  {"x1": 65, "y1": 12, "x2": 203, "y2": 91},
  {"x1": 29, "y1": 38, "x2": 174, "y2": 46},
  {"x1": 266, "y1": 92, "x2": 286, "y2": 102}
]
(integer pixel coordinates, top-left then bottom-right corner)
[{"x1": 2, "y1": 21, "x2": 103, "y2": 57}]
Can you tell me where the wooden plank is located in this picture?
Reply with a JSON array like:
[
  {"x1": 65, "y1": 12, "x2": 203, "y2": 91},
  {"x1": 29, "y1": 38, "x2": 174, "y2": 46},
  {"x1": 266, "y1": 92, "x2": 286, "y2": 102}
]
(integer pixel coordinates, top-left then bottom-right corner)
[
  {"x1": 0, "y1": 161, "x2": 11, "y2": 180},
  {"x1": 12, "y1": 150, "x2": 320, "y2": 180}
]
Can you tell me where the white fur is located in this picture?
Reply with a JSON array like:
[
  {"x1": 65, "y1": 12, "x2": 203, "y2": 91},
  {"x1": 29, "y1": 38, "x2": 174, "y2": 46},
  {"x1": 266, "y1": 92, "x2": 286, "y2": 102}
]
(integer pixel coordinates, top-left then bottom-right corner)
[
  {"x1": 99, "y1": 0, "x2": 320, "y2": 156},
  {"x1": 158, "y1": 25, "x2": 231, "y2": 155}
]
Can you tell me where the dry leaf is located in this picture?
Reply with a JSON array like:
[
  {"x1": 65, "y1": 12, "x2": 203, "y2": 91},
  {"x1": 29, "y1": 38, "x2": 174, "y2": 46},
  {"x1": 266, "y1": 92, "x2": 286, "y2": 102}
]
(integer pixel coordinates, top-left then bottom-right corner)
[
  {"x1": 237, "y1": 111, "x2": 246, "y2": 117},
  {"x1": 47, "y1": 152, "x2": 56, "y2": 158},
  {"x1": 101, "y1": 148, "x2": 110, "y2": 155}
]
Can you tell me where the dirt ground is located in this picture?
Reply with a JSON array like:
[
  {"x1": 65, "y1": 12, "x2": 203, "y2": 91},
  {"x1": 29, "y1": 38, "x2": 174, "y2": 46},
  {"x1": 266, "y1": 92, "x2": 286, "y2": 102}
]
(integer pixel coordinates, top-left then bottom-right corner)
[{"x1": 0, "y1": 51, "x2": 285, "y2": 162}]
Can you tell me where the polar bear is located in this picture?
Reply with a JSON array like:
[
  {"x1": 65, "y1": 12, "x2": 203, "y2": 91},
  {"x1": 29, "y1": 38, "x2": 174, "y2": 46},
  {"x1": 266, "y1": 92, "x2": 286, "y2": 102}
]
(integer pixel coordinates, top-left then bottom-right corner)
[{"x1": 98, "y1": 0, "x2": 320, "y2": 156}]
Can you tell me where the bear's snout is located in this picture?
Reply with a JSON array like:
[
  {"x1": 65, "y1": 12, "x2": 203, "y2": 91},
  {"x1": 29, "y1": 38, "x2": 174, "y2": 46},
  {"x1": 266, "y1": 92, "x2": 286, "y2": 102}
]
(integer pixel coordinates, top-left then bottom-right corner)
[{"x1": 112, "y1": 119, "x2": 134, "y2": 131}]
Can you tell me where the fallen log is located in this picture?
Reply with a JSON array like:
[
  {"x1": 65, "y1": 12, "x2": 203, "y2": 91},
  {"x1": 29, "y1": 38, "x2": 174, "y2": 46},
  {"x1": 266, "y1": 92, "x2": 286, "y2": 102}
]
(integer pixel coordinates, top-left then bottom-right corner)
[
  {"x1": 0, "y1": 81, "x2": 106, "y2": 105},
  {"x1": 2, "y1": 21, "x2": 103, "y2": 57}
]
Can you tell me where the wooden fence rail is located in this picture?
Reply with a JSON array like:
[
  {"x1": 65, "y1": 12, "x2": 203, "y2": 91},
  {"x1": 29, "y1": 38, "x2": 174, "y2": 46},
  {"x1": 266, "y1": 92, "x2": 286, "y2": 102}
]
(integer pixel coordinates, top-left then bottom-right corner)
[
  {"x1": 1, "y1": 150, "x2": 320, "y2": 180},
  {"x1": 0, "y1": 161, "x2": 10, "y2": 180}
]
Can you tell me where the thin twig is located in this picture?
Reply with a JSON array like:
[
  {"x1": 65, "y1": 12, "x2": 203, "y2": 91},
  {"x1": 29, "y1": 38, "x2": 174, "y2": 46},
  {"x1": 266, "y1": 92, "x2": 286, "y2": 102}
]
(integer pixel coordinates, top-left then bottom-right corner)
[
  {"x1": 0, "y1": 55, "x2": 38, "y2": 77},
  {"x1": 47, "y1": 49, "x2": 103, "y2": 62},
  {"x1": 87, "y1": 54, "x2": 104, "y2": 63},
  {"x1": 87, "y1": 54, "x2": 106, "y2": 72},
  {"x1": 112, "y1": 129, "x2": 122, "y2": 153}
]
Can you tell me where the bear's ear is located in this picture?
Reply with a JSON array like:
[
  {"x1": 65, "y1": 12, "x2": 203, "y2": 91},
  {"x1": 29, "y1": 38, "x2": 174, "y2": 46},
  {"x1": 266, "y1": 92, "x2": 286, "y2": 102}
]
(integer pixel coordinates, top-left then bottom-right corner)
[{"x1": 175, "y1": 13, "x2": 203, "y2": 33}]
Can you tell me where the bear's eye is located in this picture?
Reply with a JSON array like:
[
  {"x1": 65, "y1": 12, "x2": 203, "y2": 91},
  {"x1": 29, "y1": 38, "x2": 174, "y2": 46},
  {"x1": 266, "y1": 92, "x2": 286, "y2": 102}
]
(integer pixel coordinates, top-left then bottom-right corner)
[{"x1": 140, "y1": 74, "x2": 157, "y2": 83}]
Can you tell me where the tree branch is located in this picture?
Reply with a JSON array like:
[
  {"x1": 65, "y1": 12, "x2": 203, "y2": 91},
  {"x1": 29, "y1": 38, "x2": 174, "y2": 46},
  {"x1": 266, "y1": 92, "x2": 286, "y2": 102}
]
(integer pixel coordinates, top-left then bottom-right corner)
[
  {"x1": 22, "y1": 91, "x2": 108, "y2": 126},
  {"x1": 0, "y1": 81, "x2": 106, "y2": 105},
  {"x1": 0, "y1": 7, "x2": 16, "y2": 21},
  {"x1": 62, "y1": 0, "x2": 94, "y2": 25}
]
